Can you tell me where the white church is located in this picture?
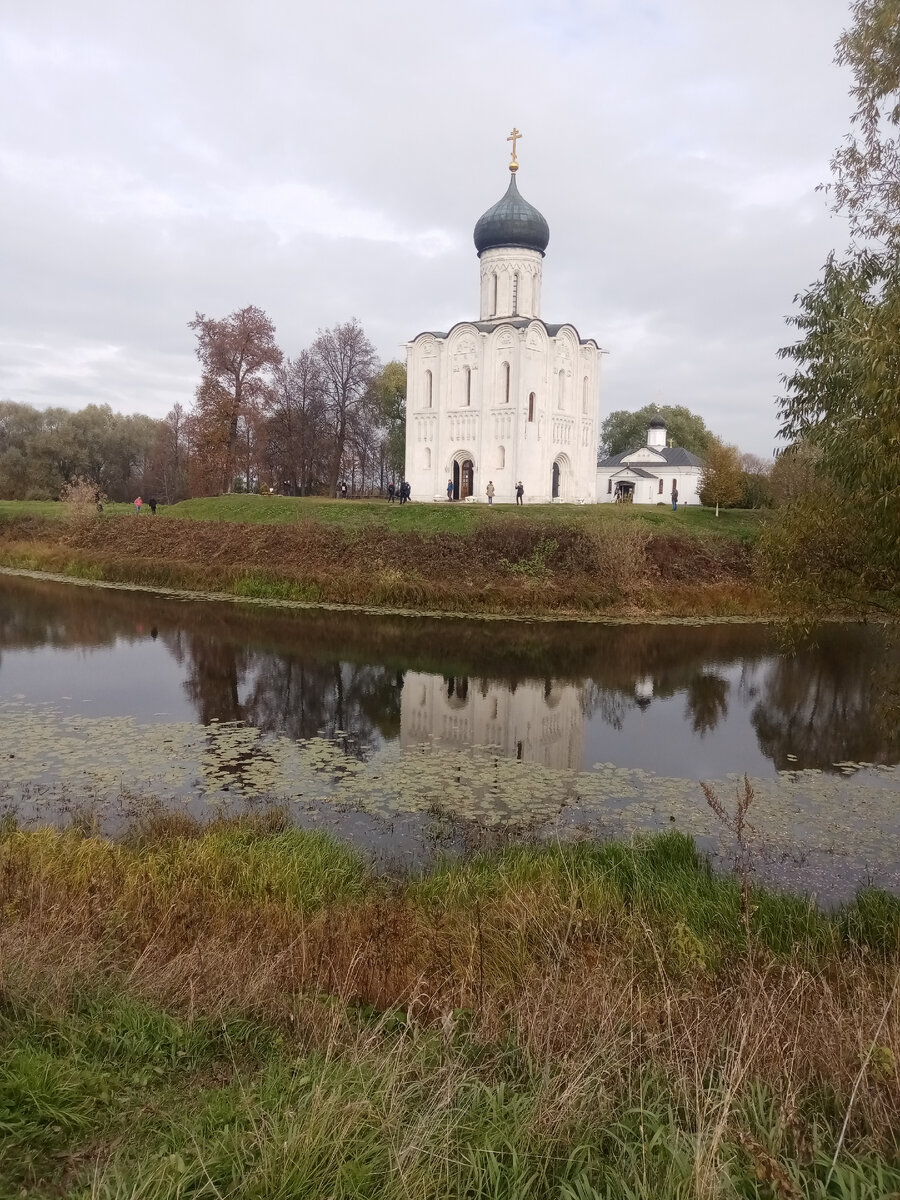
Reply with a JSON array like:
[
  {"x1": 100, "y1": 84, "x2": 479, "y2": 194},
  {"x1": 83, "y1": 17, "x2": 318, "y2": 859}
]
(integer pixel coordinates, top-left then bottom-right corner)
[
  {"x1": 404, "y1": 131, "x2": 602, "y2": 504},
  {"x1": 595, "y1": 418, "x2": 705, "y2": 505}
]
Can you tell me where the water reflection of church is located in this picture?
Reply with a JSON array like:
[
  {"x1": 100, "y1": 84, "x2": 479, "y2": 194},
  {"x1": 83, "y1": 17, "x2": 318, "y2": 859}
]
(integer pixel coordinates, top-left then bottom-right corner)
[{"x1": 400, "y1": 673, "x2": 586, "y2": 770}]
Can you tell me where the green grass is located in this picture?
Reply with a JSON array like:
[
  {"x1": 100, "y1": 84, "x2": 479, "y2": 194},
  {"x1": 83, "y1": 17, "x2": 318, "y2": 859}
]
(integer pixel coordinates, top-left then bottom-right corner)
[
  {"x1": 2, "y1": 986, "x2": 898, "y2": 1199},
  {"x1": 164, "y1": 495, "x2": 766, "y2": 542},
  {"x1": 0, "y1": 497, "x2": 765, "y2": 543},
  {"x1": 1, "y1": 822, "x2": 898, "y2": 1197}
]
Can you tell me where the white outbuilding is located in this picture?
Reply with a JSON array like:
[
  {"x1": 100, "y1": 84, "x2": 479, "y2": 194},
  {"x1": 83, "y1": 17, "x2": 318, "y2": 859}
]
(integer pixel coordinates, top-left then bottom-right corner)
[
  {"x1": 404, "y1": 134, "x2": 603, "y2": 504},
  {"x1": 596, "y1": 419, "x2": 705, "y2": 506}
]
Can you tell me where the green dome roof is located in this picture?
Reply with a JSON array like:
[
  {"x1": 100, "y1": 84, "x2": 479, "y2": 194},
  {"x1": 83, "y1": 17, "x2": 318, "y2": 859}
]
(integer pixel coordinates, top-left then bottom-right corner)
[{"x1": 473, "y1": 172, "x2": 550, "y2": 257}]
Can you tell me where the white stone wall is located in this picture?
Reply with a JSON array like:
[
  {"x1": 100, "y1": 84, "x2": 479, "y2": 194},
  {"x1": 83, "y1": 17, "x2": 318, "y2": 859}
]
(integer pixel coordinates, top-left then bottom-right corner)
[
  {"x1": 405, "y1": 319, "x2": 600, "y2": 504},
  {"x1": 595, "y1": 464, "x2": 704, "y2": 505},
  {"x1": 478, "y1": 247, "x2": 543, "y2": 320}
]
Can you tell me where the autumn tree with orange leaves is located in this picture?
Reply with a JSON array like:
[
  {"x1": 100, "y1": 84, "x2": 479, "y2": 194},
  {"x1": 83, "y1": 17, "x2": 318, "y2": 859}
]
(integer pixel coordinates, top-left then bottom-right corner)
[{"x1": 188, "y1": 306, "x2": 282, "y2": 494}]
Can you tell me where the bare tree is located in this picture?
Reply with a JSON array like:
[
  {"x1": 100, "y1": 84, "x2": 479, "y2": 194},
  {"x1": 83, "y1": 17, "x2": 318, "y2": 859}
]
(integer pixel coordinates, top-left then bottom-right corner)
[
  {"x1": 266, "y1": 351, "x2": 327, "y2": 494},
  {"x1": 188, "y1": 306, "x2": 283, "y2": 493},
  {"x1": 311, "y1": 319, "x2": 379, "y2": 496}
]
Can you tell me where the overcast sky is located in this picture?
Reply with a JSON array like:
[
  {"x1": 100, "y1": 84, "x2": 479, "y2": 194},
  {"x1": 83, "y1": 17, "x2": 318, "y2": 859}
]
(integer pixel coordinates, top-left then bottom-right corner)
[{"x1": 1, "y1": 0, "x2": 856, "y2": 456}]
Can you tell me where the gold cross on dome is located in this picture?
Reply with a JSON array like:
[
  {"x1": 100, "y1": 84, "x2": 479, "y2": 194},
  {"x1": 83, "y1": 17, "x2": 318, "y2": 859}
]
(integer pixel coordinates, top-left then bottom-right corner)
[{"x1": 507, "y1": 127, "x2": 522, "y2": 169}]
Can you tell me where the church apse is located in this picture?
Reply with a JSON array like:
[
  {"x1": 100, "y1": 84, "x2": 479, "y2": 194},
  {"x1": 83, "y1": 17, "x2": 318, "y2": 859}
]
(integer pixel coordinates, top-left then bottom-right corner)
[{"x1": 400, "y1": 672, "x2": 586, "y2": 771}]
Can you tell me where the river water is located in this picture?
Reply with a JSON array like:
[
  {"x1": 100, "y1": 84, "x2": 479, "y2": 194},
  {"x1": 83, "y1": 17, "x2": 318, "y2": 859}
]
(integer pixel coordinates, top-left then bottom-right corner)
[{"x1": 0, "y1": 572, "x2": 897, "y2": 900}]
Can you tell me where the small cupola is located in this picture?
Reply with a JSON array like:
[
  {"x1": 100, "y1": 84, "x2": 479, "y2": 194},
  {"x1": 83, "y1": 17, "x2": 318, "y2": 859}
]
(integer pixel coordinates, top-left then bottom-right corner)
[{"x1": 647, "y1": 419, "x2": 667, "y2": 449}]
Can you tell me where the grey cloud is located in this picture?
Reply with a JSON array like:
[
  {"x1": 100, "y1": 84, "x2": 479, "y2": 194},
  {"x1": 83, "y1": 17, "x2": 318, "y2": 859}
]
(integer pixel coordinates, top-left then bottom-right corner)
[{"x1": 0, "y1": 0, "x2": 856, "y2": 454}]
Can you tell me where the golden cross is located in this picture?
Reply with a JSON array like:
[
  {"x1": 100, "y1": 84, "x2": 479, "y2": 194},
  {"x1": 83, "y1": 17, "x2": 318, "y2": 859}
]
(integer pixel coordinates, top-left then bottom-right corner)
[{"x1": 507, "y1": 127, "x2": 522, "y2": 166}]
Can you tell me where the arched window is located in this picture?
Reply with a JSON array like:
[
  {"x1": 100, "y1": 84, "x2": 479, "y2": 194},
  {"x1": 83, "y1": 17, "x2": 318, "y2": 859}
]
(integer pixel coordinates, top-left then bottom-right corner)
[
  {"x1": 607, "y1": 479, "x2": 612, "y2": 494},
  {"x1": 425, "y1": 369, "x2": 432, "y2": 409},
  {"x1": 498, "y1": 445, "x2": 505, "y2": 469},
  {"x1": 512, "y1": 272, "x2": 519, "y2": 315},
  {"x1": 492, "y1": 273, "x2": 498, "y2": 316},
  {"x1": 425, "y1": 447, "x2": 431, "y2": 469},
  {"x1": 557, "y1": 369, "x2": 565, "y2": 410},
  {"x1": 582, "y1": 376, "x2": 589, "y2": 415},
  {"x1": 465, "y1": 366, "x2": 472, "y2": 407},
  {"x1": 658, "y1": 478, "x2": 664, "y2": 494},
  {"x1": 502, "y1": 361, "x2": 510, "y2": 404},
  {"x1": 528, "y1": 392, "x2": 535, "y2": 422}
]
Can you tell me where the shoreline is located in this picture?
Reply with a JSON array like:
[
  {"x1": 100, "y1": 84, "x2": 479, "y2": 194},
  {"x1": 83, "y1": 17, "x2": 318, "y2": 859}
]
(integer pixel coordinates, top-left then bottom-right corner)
[{"x1": 0, "y1": 562, "x2": 894, "y2": 627}]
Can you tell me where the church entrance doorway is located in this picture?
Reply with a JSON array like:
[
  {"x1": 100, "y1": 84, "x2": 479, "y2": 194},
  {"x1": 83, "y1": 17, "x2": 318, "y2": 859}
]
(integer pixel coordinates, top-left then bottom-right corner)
[
  {"x1": 551, "y1": 462, "x2": 560, "y2": 499},
  {"x1": 451, "y1": 453, "x2": 475, "y2": 501},
  {"x1": 454, "y1": 459, "x2": 474, "y2": 499}
]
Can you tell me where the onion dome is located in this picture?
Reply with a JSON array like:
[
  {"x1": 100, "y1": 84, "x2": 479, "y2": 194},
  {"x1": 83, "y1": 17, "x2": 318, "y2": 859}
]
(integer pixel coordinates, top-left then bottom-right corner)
[
  {"x1": 648, "y1": 419, "x2": 666, "y2": 429},
  {"x1": 473, "y1": 171, "x2": 550, "y2": 257}
]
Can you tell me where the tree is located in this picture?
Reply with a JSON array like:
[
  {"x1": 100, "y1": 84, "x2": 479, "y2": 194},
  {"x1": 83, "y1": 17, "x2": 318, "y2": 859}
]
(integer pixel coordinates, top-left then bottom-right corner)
[
  {"x1": 265, "y1": 351, "x2": 327, "y2": 495},
  {"x1": 368, "y1": 361, "x2": 407, "y2": 483},
  {"x1": 771, "y1": 0, "x2": 900, "y2": 602},
  {"x1": 599, "y1": 404, "x2": 712, "y2": 457},
  {"x1": 150, "y1": 403, "x2": 189, "y2": 504},
  {"x1": 828, "y1": 0, "x2": 900, "y2": 243},
  {"x1": 738, "y1": 452, "x2": 774, "y2": 510},
  {"x1": 698, "y1": 438, "x2": 743, "y2": 508},
  {"x1": 768, "y1": 441, "x2": 821, "y2": 506},
  {"x1": 189, "y1": 306, "x2": 282, "y2": 494},
  {"x1": 311, "y1": 320, "x2": 379, "y2": 495}
]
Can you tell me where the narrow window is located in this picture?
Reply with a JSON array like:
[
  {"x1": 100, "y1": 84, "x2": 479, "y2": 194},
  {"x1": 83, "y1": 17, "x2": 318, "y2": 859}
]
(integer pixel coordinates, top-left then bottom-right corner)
[
  {"x1": 528, "y1": 392, "x2": 535, "y2": 422},
  {"x1": 498, "y1": 446, "x2": 505, "y2": 469},
  {"x1": 558, "y1": 369, "x2": 565, "y2": 410},
  {"x1": 425, "y1": 447, "x2": 431, "y2": 469},
  {"x1": 465, "y1": 366, "x2": 471, "y2": 407},
  {"x1": 672, "y1": 478, "x2": 677, "y2": 492},
  {"x1": 658, "y1": 478, "x2": 663, "y2": 495},
  {"x1": 425, "y1": 369, "x2": 432, "y2": 409},
  {"x1": 607, "y1": 479, "x2": 612, "y2": 494},
  {"x1": 582, "y1": 376, "x2": 588, "y2": 415},
  {"x1": 512, "y1": 272, "x2": 519, "y2": 315},
  {"x1": 503, "y1": 361, "x2": 510, "y2": 404},
  {"x1": 492, "y1": 273, "x2": 498, "y2": 316}
]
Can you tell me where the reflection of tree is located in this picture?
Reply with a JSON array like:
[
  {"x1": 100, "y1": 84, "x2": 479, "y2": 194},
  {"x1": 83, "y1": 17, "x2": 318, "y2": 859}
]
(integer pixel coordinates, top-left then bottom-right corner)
[
  {"x1": 2, "y1": 574, "x2": 898, "y2": 774},
  {"x1": 750, "y1": 628, "x2": 898, "y2": 768},
  {"x1": 582, "y1": 684, "x2": 628, "y2": 731},
  {"x1": 685, "y1": 674, "x2": 730, "y2": 735}
]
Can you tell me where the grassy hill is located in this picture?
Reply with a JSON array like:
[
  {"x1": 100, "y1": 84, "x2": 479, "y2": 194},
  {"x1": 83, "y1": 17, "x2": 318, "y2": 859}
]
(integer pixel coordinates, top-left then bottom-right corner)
[
  {"x1": 169, "y1": 495, "x2": 766, "y2": 543},
  {"x1": 0, "y1": 496, "x2": 766, "y2": 544}
]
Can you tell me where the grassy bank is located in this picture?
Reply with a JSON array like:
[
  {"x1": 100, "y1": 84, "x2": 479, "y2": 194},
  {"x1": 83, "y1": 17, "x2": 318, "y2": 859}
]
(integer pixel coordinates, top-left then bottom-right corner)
[
  {"x1": 0, "y1": 500, "x2": 767, "y2": 618},
  {"x1": 1, "y1": 815, "x2": 898, "y2": 1197},
  {"x1": 0, "y1": 496, "x2": 767, "y2": 542}
]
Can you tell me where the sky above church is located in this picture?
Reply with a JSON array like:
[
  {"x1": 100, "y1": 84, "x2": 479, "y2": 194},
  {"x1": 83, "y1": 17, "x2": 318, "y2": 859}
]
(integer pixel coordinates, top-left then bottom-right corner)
[{"x1": 1, "y1": 0, "x2": 855, "y2": 456}]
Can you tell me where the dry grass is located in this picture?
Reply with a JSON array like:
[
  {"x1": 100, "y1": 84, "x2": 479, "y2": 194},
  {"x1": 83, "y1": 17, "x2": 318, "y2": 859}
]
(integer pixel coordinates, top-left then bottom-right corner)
[
  {"x1": 0, "y1": 512, "x2": 763, "y2": 618},
  {"x1": 1, "y1": 821, "x2": 897, "y2": 1169}
]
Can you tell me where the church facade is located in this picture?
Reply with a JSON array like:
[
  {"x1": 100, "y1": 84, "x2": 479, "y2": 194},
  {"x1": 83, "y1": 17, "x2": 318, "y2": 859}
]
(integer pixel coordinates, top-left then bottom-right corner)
[{"x1": 405, "y1": 136, "x2": 602, "y2": 504}]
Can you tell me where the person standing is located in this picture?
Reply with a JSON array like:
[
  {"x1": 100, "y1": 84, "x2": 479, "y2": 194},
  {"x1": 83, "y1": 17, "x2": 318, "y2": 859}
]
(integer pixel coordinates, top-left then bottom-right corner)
[
  {"x1": 133, "y1": 496, "x2": 143, "y2": 515},
  {"x1": 671, "y1": 485, "x2": 679, "y2": 512},
  {"x1": 387, "y1": 481, "x2": 395, "y2": 503},
  {"x1": 446, "y1": 478, "x2": 454, "y2": 502},
  {"x1": 340, "y1": 481, "x2": 348, "y2": 500},
  {"x1": 486, "y1": 481, "x2": 495, "y2": 505},
  {"x1": 148, "y1": 498, "x2": 157, "y2": 515},
  {"x1": 402, "y1": 481, "x2": 411, "y2": 503},
  {"x1": 515, "y1": 481, "x2": 524, "y2": 506}
]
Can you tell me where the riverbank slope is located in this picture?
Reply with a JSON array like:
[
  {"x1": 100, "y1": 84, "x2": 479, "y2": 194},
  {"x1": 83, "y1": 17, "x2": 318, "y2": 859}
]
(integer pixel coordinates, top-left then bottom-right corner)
[
  {"x1": 2, "y1": 817, "x2": 897, "y2": 1198},
  {"x1": 0, "y1": 499, "x2": 766, "y2": 617}
]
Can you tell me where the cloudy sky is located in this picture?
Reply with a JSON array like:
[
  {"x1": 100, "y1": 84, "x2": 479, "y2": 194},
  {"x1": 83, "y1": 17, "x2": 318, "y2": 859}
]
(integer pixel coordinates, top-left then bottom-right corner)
[{"x1": 1, "y1": 0, "x2": 856, "y2": 455}]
